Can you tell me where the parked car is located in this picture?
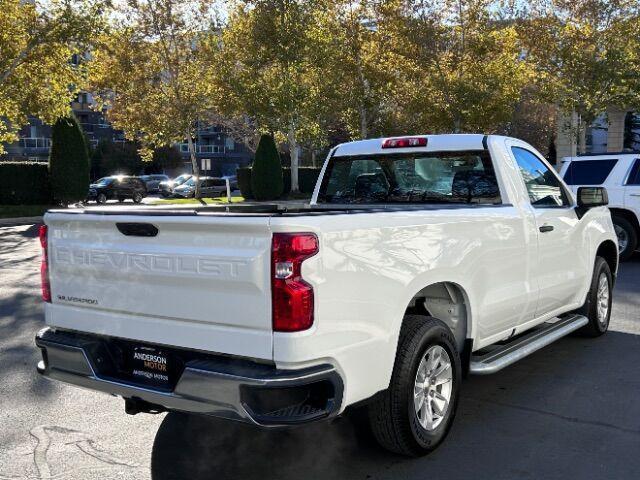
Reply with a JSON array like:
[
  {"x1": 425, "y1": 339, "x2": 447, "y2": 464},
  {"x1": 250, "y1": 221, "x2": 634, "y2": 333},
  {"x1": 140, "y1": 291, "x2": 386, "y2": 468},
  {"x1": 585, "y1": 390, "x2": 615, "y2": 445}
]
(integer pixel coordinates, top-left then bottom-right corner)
[
  {"x1": 172, "y1": 176, "x2": 228, "y2": 198},
  {"x1": 140, "y1": 174, "x2": 170, "y2": 193},
  {"x1": 159, "y1": 174, "x2": 192, "y2": 197},
  {"x1": 221, "y1": 175, "x2": 238, "y2": 192},
  {"x1": 560, "y1": 152, "x2": 640, "y2": 260},
  {"x1": 38, "y1": 134, "x2": 617, "y2": 457},
  {"x1": 87, "y1": 176, "x2": 147, "y2": 204}
]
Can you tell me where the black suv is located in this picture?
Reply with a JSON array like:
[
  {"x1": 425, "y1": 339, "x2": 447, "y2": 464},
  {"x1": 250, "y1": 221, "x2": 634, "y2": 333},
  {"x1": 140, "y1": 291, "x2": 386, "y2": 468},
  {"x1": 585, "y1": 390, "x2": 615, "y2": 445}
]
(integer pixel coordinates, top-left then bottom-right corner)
[{"x1": 87, "y1": 176, "x2": 147, "y2": 204}]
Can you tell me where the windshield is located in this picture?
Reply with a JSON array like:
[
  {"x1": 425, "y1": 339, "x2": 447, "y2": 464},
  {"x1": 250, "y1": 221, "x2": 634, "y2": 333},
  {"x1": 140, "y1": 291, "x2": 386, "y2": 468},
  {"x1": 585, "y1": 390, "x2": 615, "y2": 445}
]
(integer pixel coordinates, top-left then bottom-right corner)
[
  {"x1": 174, "y1": 174, "x2": 191, "y2": 184},
  {"x1": 317, "y1": 151, "x2": 501, "y2": 205},
  {"x1": 183, "y1": 177, "x2": 196, "y2": 187},
  {"x1": 95, "y1": 177, "x2": 114, "y2": 186}
]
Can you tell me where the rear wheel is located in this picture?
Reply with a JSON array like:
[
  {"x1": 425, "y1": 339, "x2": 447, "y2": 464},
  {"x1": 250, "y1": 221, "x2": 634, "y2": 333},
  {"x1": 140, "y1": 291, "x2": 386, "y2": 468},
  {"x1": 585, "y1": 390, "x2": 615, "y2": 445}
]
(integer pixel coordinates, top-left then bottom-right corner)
[
  {"x1": 576, "y1": 257, "x2": 613, "y2": 337},
  {"x1": 367, "y1": 315, "x2": 461, "y2": 456},
  {"x1": 612, "y1": 216, "x2": 637, "y2": 261}
]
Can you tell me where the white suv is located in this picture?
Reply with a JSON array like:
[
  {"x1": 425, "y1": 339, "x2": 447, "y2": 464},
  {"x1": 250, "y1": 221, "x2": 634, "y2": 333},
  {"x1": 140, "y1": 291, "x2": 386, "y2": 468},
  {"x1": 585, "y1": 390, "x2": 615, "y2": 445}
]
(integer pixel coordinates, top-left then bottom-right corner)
[{"x1": 560, "y1": 153, "x2": 640, "y2": 259}]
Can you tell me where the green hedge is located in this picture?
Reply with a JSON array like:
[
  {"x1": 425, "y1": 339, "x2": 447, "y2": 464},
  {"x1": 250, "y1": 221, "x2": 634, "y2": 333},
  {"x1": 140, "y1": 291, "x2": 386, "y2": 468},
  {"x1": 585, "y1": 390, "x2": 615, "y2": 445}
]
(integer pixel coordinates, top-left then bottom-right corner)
[
  {"x1": 237, "y1": 167, "x2": 253, "y2": 199},
  {"x1": 251, "y1": 134, "x2": 283, "y2": 201},
  {"x1": 50, "y1": 116, "x2": 90, "y2": 205},
  {"x1": 0, "y1": 162, "x2": 51, "y2": 205},
  {"x1": 237, "y1": 166, "x2": 322, "y2": 199}
]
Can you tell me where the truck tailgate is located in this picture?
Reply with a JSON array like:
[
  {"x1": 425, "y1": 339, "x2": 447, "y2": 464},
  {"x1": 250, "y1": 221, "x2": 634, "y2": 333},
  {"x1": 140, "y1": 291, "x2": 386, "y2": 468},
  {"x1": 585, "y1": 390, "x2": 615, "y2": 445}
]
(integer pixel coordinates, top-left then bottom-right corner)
[{"x1": 44, "y1": 213, "x2": 273, "y2": 360}]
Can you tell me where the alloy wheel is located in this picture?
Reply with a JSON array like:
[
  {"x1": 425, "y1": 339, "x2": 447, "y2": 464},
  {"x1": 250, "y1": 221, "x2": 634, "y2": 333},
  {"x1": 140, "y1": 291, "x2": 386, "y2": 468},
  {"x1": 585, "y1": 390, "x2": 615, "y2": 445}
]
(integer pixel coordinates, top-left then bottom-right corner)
[
  {"x1": 596, "y1": 272, "x2": 610, "y2": 325},
  {"x1": 413, "y1": 345, "x2": 452, "y2": 431},
  {"x1": 614, "y1": 224, "x2": 629, "y2": 253}
]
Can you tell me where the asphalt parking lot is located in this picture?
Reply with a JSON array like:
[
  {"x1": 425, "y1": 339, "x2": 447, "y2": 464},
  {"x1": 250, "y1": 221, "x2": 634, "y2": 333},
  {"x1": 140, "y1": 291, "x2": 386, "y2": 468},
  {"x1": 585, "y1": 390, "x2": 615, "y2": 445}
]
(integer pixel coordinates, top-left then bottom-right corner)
[{"x1": 1, "y1": 222, "x2": 639, "y2": 480}]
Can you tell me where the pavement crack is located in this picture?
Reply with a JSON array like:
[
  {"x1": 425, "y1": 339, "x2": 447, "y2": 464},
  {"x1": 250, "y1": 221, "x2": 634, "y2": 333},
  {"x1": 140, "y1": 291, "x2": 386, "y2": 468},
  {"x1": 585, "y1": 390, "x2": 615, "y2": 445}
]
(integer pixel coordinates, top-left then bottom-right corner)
[
  {"x1": 29, "y1": 426, "x2": 53, "y2": 479},
  {"x1": 74, "y1": 440, "x2": 141, "y2": 467},
  {"x1": 471, "y1": 398, "x2": 640, "y2": 436}
]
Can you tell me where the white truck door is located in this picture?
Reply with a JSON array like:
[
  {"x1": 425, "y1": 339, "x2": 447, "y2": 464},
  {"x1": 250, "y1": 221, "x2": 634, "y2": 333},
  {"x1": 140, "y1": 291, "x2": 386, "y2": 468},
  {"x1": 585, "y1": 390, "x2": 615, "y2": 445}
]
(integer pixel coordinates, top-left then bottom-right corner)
[{"x1": 509, "y1": 146, "x2": 589, "y2": 317}]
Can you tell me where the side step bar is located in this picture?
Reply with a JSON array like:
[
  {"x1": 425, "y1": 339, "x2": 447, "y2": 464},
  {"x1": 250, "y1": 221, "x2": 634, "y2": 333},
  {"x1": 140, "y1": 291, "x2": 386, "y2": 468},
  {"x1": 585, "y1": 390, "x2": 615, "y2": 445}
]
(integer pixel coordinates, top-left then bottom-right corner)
[{"x1": 469, "y1": 314, "x2": 588, "y2": 375}]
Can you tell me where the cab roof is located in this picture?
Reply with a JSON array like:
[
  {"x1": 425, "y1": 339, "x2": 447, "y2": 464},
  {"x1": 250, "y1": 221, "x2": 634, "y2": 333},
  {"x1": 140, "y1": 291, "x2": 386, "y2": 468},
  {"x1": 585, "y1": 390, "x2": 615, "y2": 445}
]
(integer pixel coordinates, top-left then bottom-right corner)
[{"x1": 333, "y1": 134, "x2": 489, "y2": 157}]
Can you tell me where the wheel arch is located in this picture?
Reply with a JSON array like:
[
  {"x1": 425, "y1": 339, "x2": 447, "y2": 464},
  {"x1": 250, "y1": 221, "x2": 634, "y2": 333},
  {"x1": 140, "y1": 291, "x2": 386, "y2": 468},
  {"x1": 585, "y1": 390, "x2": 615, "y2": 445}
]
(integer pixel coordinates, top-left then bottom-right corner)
[
  {"x1": 402, "y1": 281, "x2": 472, "y2": 354},
  {"x1": 596, "y1": 239, "x2": 618, "y2": 282},
  {"x1": 609, "y1": 207, "x2": 640, "y2": 236}
]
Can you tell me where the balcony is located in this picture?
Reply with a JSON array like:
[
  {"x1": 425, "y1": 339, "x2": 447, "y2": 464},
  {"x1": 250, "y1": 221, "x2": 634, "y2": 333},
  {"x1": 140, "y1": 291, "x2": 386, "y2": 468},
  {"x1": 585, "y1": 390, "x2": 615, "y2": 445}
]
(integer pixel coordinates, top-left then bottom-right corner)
[{"x1": 178, "y1": 143, "x2": 226, "y2": 154}]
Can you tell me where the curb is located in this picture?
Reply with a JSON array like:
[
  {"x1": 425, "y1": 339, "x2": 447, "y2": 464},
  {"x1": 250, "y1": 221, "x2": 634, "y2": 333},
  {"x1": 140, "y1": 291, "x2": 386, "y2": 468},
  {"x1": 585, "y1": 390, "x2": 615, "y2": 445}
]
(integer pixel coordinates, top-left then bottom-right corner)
[{"x1": 0, "y1": 216, "x2": 43, "y2": 226}]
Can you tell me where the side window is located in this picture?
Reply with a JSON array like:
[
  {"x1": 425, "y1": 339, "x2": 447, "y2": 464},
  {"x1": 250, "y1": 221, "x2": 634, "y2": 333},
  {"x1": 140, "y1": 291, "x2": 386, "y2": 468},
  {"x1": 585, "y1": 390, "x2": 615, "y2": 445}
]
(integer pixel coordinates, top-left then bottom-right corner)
[
  {"x1": 627, "y1": 159, "x2": 640, "y2": 185},
  {"x1": 563, "y1": 159, "x2": 618, "y2": 185},
  {"x1": 512, "y1": 147, "x2": 570, "y2": 207}
]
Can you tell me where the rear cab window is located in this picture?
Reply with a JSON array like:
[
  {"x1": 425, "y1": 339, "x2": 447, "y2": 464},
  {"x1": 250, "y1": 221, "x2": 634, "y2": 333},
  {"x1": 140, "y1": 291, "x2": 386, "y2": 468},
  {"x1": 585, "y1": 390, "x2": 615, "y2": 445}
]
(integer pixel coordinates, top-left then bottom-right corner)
[
  {"x1": 563, "y1": 159, "x2": 618, "y2": 185},
  {"x1": 316, "y1": 150, "x2": 501, "y2": 205}
]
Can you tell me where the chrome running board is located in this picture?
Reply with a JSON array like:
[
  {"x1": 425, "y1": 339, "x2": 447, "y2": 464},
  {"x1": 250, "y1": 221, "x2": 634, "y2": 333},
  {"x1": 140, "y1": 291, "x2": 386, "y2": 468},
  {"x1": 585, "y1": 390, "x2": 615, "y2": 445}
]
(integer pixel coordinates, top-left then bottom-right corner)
[{"x1": 469, "y1": 314, "x2": 588, "y2": 375}]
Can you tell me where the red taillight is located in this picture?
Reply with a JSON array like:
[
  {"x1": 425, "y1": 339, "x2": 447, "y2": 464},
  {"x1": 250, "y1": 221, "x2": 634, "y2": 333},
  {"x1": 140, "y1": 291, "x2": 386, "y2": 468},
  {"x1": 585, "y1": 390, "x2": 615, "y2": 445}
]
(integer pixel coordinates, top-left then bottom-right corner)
[
  {"x1": 381, "y1": 137, "x2": 427, "y2": 148},
  {"x1": 271, "y1": 233, "x2": 319, "y2": 332},
  {"x1": 39, "y1": 224, "x2": 51, "y2": 303}
]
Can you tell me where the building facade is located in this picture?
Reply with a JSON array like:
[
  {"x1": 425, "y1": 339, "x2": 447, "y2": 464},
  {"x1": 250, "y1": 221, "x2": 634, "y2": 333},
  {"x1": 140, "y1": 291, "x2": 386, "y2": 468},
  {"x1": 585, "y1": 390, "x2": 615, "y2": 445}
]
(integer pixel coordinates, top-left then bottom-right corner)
[
  {"x1": 0, "y1": 92, "x2": 252, "y2": 177},
  {"x1": 555, "y1": 107, "x2": 640, "y2": 165}
]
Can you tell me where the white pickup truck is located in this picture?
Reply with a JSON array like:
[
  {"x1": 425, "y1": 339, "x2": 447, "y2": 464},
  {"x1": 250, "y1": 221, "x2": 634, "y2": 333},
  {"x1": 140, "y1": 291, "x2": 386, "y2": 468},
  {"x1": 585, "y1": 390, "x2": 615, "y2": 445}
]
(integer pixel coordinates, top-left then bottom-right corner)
[{"x1": 36, "y1": 134, "x2": 617, "y2": 456}]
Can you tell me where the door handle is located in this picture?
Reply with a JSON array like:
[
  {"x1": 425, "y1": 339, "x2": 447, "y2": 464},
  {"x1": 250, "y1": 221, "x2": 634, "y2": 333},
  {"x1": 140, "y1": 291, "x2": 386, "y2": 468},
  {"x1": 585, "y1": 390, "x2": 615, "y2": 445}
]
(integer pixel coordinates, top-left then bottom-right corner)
[{"x1": 539, "y1": 225, "x2": 554, "y2": 233}]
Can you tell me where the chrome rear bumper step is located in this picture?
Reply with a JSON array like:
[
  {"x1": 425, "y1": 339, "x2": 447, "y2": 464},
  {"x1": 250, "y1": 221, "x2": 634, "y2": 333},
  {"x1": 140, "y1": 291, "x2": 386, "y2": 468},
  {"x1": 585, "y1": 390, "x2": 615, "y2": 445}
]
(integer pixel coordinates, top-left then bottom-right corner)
[{"x1": 469, "y1": 314, "x2": 588, "y2": 375}]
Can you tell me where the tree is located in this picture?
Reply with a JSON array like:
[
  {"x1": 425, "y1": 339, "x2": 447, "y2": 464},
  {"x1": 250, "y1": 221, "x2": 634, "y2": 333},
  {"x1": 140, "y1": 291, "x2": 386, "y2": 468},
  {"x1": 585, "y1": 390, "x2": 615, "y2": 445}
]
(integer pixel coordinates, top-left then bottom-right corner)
[
  {"x1": 0, "y1": 0, "x2": 103, "y2": 153},
  {"x1": 391, "y1": 0, "x2": 532, "y2": 134},
  {"x1": 325, "y1": 0, "x2": 408, "y2": 139},
  {"x1": 498, "y1": 85, "x2": 557, "y2": 155},
  {"x1": 49, "y1": 116, "x2": 90, "y2": 204},
  {"x1": 209, "y1": 0, "x2": 337, "y2": 192},
  {"x1": 520, "y1": 0, "x2": 640, "y2": 151},
  {"x1": 91, "y1": 139, "x2": 142, "y2": 178},
  {"x1": 89, "y1": 0, "x2": 219, "y2": 198},
  {"x1": 251, "y1": 134, "x2": 284, "y2": 200},
  {"x1": 152, "y1": 145, "x2": 183, "y2": 173}
]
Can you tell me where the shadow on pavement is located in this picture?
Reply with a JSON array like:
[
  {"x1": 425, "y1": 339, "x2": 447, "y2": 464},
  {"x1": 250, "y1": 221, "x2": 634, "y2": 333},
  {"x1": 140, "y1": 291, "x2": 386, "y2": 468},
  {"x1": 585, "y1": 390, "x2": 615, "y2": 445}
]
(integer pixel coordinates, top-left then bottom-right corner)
[{"x1": 151, "y1": 331, "x2": 640, "y2": 480}]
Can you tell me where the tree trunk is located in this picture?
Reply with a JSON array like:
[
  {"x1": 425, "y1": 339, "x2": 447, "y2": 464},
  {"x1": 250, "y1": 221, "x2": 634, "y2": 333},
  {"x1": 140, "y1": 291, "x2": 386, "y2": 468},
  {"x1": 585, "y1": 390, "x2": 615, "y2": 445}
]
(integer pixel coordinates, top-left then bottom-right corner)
[
  {"x1": 453, "y1": 117, "x2": 462, "y2": 133},
  {"x1": 186, "y1": 132, "x2": 201, "y2": 198},
  {"x1": 288, "y1": 127, "x2": 300, "y2": 193},
  {"x1": 578, "y1": 119, "x2": 587, "y2": 154},
  {"x1": 359, "y1": 105, "x2": 368, "y2": 139}
]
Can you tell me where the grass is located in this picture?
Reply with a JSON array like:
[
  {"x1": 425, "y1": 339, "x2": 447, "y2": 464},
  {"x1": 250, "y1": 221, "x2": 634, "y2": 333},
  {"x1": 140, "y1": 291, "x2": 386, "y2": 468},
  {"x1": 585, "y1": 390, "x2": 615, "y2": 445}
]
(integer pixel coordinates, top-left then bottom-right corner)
[
  {"x1": 0, "y1": 204, "x2": 57, "y2": 219},
  {"x1": 149, "y1": 196, "x2": 246, "y2": 205}
]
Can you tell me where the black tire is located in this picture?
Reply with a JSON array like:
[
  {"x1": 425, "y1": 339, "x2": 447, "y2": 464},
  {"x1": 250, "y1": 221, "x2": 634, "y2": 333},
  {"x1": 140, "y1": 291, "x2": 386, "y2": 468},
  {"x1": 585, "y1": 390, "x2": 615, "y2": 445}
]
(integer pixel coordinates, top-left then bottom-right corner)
[
  {"x1": 117, "y1": 196, "x2": 125, "y2": 203},
  {"x1": 612, "y1": 215, "x2": 637, "y2": 261},
  {"x1": 367, "y1": 315, "x2": 461, "y2": 456},
  {"x1": 133, "y1": 192, "x2": 144, "y2": 204},
  {"x1": 576, "y1": 257, "x2": 613, "y2": 337},
  {"x1": 96, "y1": 193, "x2": 107, "y2": 204}
]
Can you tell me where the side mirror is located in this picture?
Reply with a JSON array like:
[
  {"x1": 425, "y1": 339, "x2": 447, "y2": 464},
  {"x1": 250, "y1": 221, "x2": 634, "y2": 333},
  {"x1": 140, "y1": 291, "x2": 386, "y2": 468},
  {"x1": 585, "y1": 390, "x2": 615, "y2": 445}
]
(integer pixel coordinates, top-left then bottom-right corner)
[
  {"x1": 576, "y1": 186, "x2": 608, "y2": 218},
  {"x1": 577, "y1": 186, "x2": 608, "y2": 208}
]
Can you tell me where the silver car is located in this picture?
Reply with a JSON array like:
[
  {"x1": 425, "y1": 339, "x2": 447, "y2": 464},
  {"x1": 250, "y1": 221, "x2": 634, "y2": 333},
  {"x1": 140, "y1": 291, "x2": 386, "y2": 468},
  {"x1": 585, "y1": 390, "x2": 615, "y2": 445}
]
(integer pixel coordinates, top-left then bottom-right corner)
[{"x1": 140, "y1": 174, "x2": 170, "y2": 193}]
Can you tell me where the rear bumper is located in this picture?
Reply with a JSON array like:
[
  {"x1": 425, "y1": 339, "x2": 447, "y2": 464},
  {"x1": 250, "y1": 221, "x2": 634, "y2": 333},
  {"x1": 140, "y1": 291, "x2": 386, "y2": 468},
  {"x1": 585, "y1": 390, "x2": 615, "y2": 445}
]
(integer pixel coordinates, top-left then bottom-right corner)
[{"x1": 35, "y1": 327, "x2": 343, "y2": 427}]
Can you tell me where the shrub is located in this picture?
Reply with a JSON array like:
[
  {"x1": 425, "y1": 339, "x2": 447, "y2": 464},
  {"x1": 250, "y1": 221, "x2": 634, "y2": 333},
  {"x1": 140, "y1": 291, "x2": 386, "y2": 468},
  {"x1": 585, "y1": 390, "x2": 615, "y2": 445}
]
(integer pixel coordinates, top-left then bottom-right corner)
[
  {"x1": 282, "y1": 167, "x2": 320, "y2": 194},
  {"x1": 49, "y1": 116, "x2": 90, "y2": 204},
  {"x1": 0, "y1": 162, "x2": 51, "y2": 205},
  {"x1": 237, "y1": 167, "x2": 254, "y2": 199},
  {"x1": 251, "y1": 134, "x2": 283, "y2": 200},
  {"x1": 299, "y1": 167, "x2": 322, "y2": 193},
  {"x1": 237, "y1": 166, "x2": 322, "y2": 200}
]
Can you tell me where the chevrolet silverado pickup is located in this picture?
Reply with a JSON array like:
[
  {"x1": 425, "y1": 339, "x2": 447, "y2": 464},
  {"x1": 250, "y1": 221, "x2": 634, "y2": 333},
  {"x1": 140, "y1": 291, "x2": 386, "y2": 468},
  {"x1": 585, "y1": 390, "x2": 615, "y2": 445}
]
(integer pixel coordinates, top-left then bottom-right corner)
[{"x1": 36, "y1": 134, "x2": 617, "y2": 456}]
